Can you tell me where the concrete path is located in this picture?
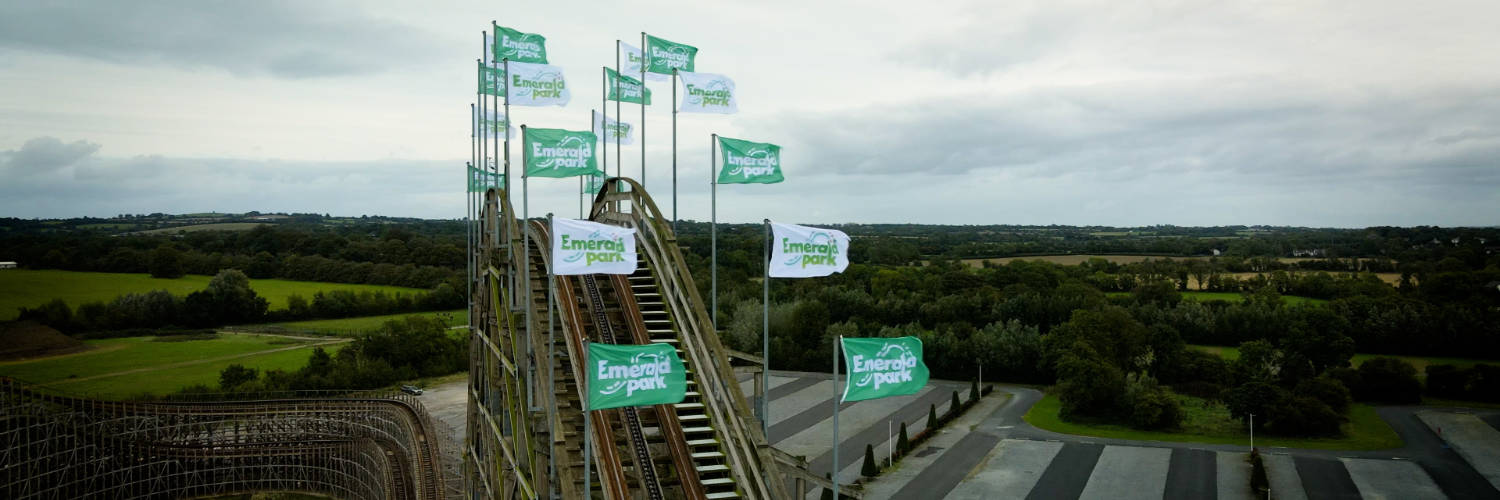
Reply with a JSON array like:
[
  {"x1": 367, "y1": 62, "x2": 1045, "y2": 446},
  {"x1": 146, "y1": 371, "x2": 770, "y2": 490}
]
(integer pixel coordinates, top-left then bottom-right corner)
[
  {"x1": 1078, "y1": 445, "x2": 1171, "y2": 500},
  {"x1": 1216, "y1": 452, "x2": 1253, "y2": 500},
  {"x1": 946, "y1": 439, "x2": 1062, "y2": 499},
  {"x1": 1342, "y1": 458, "x2": 1446, "y2": 499},
  {"x1": 1419, "y1": 411, "x2": 1500, "y2": 492},
  {"x1": 1261, "y1": 453, "x2": 1308, "y2": 500}
]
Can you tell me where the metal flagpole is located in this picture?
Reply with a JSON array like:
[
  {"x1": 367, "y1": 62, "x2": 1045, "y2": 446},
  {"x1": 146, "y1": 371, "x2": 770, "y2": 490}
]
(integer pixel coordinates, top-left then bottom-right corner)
[
  {"x1": 468, "y1": 103, "x2": 475, "y2": 333},
  {"x1": 521, "y1": 124, "x2": 534, "y2": 412},
  {"x1": 546, "y1": 213, "x2": 557, "y2": 499},
  {"x1": 615, "y1": 40, "x2": 622, "y2": 180},
  {"x1": 672, "y1": 68, "x2": 678, "y2": 233},
  {"x1": 600, "y1": 63, "x2": 607, "y2": 200},
  {"x1": 592, "y1": 106, "x2": 599, "y2": 218},
  {"x1": 762, "y1": 218, "x2": 771, "y2": 435},
  {"x1": 503, "y1": 57, "x2": 516, "y2": 310},
  {"x1": 640, "y1": 32, "x2": 647, "y2": 188},
  {"x1": 584, "y1": 348, "x2": 592, "y2": 499},
  {"x1": 710, "y1": 134, "x2": 718, "y2": 328},
  {"x1": 833, "y1": 336, "x2": 842, "y2": 500}
]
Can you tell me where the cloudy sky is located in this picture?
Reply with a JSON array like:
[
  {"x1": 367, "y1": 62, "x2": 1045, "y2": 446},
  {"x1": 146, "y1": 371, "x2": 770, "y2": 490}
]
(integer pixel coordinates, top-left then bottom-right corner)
[{"x1": 1, "y1": 0, "x2": 1497, "y2": 227}]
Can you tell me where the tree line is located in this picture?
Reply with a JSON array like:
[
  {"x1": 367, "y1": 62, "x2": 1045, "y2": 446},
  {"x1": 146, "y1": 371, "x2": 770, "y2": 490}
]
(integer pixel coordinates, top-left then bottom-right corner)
[{"x1": 18, "y1": 269, "x2": 463, "y2": 335}]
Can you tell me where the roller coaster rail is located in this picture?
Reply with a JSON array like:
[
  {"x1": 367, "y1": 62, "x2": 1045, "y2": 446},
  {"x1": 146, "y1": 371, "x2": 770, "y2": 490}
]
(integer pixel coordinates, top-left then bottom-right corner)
[{"x1": 0, "y1": 377, "x2": 446, "y2": 500}]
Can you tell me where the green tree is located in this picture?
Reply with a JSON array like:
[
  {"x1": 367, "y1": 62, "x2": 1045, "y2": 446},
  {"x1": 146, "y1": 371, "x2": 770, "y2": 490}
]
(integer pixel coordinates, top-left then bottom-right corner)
[
  {"x1": 862, "y1": 444, "x2": 878, "y2": 477},
  {"x1": 219, "y1": 364, "x2": 258, "y2": 390},
  {"x1": 897, "y1": 422, "x2": 910, "y2": 454},
  {"x1": 149, "y1": 245, "x2": 185, "y2": 279}
]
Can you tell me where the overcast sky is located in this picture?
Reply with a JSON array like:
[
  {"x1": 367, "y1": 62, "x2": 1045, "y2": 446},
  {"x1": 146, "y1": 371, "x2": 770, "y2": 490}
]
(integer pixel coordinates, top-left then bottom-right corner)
[{"x1": 1, "y1": 0, "x2": 1497, "y2": 227}]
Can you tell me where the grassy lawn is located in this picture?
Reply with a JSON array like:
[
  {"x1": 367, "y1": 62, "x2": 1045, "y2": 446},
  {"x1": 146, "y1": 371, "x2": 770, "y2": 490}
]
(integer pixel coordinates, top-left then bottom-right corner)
[
  {"x1": 0, "y1": 269, "x2": 429, "y2": 320},
  {"x1": 1106, "y1": 291, "x2": 1326, "y2": 305},
  {"x1": 1189, "y1": 344, "x2": 1492, "y2": 372},
  {"x1": 133, "y1": 222, "x2": 267, "y2": 234},
  {"x1": 0, "y1": 332, "x2": 345, "y2": 399},
  {"x1": 53, "y1": 343, "x2": 344, "y2": 399},
  {"x1": 265, "y1": 309, "x2": 466, "y2": 335},
  {"x1": 1023, "y1": 393, "x2": 1402, "y2": 450}
]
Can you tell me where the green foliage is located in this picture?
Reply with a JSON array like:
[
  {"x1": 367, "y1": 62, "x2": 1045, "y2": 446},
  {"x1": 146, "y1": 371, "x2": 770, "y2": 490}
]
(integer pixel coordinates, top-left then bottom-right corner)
[
  {"x1": 1250, "y1": 450, "x2": 1269, "y2": 495},
  {"x1": 929, "y1": 403, "x2": 938, "y2": 427},
  {"x1": 183, "y1": 270, "x2": 269, "y2": 327},
  {"x1": 218, "y1": 364, "x2": 258, "y2": 390},
  {"x1": 969, "y1": 379, "x2": 979, "y2": 404},
  {"x1": 861, "y1": 444, "x2": 878, "y2": 477},
  {"x1": 1352, "y1": 357, "x2": 1422, "y2": 404},
  {"x1": 149, "y1": 246, "x2": 185, "y2": 279},
  {"x1": 897, "y1": 422, "x2": 909, "y2": 454},
  {"x1": 1124, "y1": 374, "x2": 1183, "y2": 429},
  {"x1": 1054, "y1": 341, "x2": 1126, "y2": 419},
  {"x1": 950, "y1": 390, "x2": 962, "y2": 419}
]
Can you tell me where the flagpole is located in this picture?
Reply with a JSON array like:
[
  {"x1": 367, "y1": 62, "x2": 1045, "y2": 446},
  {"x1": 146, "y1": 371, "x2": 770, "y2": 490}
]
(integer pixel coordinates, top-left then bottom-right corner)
[
  {"x1": 546, "y1": 212, "x2": 557, "y2": 499},
  {"x1": 583, "y1": 346, "x2": 592, "y2": 499},
  {"x1": 762, "y1": 218, "x2": 771, "y2": 436},
  {"x1": 503, "y1": 57, "x2": 515, "y2": 308},
  {"x1": 833, "y1": 335, "x2": 842, "y2": 500},
  {"x1": 672, "y1": 68, "x2": 679, "y2": 233},
  {"x1": 592, "y1": 106, "x2": 599, "y2": 219},
  {"x1": 521, "y1": 124, "x2": 534, "y2": 414},
  {"x1": 640, "y1": 32, "x2": 647, "y2": 188},
  {"x1": 468, "y1": 103, "x2": 475, "y2": 337},
  {"x1": 615, "y1": 40, "x2": 622, "y2": 180},
  {"x1": 710, "y1": 134, "x2": 718, "y2": 329},
  {"x1": 600, "y1": 63, "x2": 607, "y2": 204}
]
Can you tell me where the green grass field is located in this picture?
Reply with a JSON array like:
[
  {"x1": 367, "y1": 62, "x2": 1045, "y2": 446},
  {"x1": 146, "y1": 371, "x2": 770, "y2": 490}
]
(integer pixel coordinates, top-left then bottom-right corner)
[
  {"x1": 0, "y1": 333, "x2": 345, "y2": 399},
  {"x1": 265, "y1": 309, "x2": 466, "y2": 335},
  {"x1": 1106, "y1": 291, "x2": 1326, "y2": 305},
  {"x1": 133, "y1": 222, "x2": 267, "y2": 234},
  {"x1": 1189, "y1": 344, "x2": 1491, "y2": 372},
  {"x1": 0, "y1": 269, "x2": 430, "y2": 320},
  {"x1": 1023, "y1": 393, "x2": 1402, "y2": 450}
]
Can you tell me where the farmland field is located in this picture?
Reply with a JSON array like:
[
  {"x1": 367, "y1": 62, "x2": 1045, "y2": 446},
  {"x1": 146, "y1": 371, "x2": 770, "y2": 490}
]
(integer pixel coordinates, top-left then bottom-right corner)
[
  {"x1": 1190, "y1": 344, "x2": 1491, "y2": 372},
  {"x1": 0, "y1": 333, "x2": 347, "y2": 399},
  {"x1": 1106, "y1": 291, "x2": 1327, "y2": 305},
  {"x1": 132, "y1": 222, "x2": 268, "y2": 234},
  {"x1": 0, "y1": 269, "x2": 430, "y2": 320},
  {"x1": 260, "y1": 309, "x2": 466, "y2": 335}
]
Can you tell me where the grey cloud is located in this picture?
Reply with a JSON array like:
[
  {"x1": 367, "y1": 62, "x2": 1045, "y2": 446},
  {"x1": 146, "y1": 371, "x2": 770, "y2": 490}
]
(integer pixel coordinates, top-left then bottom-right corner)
[
  {"x1": 1, "y1": 136, "x2": 101, "y2": 174},
  {"x1": 755, "y1": 81, "x2": 1500, "y2": 194},
  {"x1": 0, "y1": 1, "x2": 444, "y2": 78},
  {"x1": 1, "y1": 154, "x2": 461, "y2": 219}
]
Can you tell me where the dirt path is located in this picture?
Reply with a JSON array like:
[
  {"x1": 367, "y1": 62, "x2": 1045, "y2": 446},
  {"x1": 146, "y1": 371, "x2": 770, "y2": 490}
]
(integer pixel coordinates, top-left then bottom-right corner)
[{"x1": 38, "y1": 337, "x2": 350, "y2": 387}]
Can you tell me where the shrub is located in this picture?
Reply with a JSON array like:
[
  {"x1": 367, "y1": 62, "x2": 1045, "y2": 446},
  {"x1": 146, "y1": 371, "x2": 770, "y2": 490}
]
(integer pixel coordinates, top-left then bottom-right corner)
[
  {"x1": 1249, "y1": 449, "x2": 1269, "y2": 495},
  {"x1": 929, "y1": 403, "x2": 938, "y2": 427},
  {"x1": 1355, "y1": 358, "x2": 1421, "y2": 404},
  {"x1": 1294, "y1": 376, "x2": 1353, "y2": 414},
  {"x1": 1124, "y1": 374, "x2": 1183, "y2": 430},
  {"x1": 862, "y1": 444, "x2": 878, "y2": 477},
  {"x1": 950, "y1": 390, "x2": 962, "y2": 419},
  {"x1": 897, "y1": 422, "x2": 910, "y2": 454},
  {"x1": 1425, "y1": 364, "x2": 1469, "y2": 399},
  {"x1": 970, "y1": 379, "x2": 980, "y2": 404},
  {"x1": 1267, "y1": 395, "x2": 1345, "y2": 436}
]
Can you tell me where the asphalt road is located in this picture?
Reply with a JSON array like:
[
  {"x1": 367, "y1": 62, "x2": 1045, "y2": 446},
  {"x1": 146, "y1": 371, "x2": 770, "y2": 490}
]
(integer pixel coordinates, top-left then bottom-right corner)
[
  {"x1": 1025, "y1": 443, "x2": 1103, "y2": 500},
  {"x1": 1165, "y1": 448, "x2": 1217, "y2": 499},
  {"x1": 1292, "y1": 456, "x2": 1361, "y2": 499}
]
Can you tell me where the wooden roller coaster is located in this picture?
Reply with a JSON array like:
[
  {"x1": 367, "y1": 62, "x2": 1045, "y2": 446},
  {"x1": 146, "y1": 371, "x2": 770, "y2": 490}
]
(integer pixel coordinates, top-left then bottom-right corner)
[
  {"x1": 467, "y1": 178, "x2": 831, "y2": 499},
  {"x1": 0, "y1": 380, "x2": 446, "y2": 499}
]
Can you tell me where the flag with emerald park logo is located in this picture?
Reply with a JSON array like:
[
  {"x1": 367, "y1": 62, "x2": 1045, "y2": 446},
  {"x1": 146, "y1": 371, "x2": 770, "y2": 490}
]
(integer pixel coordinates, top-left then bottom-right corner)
[
  {"x1": 605, "y1": 67, "x2": 652, "y2": 105},
  {"x1": 588, "y1": 342, "x2": 686, "y2": 410},
  {"x1": 524, "y1": 128, "x2": 599, "y2": 178},
  {"x1": 717, "y1": 137, "x2": 782, "y2": 184},
  {"x1": 644, "y1": 34, "x2": 697, "y2": 75},
  {"x1": 841, "y1": 337, "x2": 929, "y2": 402},
  {"x1": 468, "y1": 165, "x2": 502, "y2": 192},
  {"x1": 677, "y1": 72, "x2": 737, "y2": 114},
  {"x1": 506, "y1": 61, "x2": 571, "y2": 107},
  {"x1": 768, "y1": 222, "x2": 849, "y2": 278},
  {"x1": 550, "y1": 217, "x2": 637, "y2": 275},
  {"x1": 492, "y1": 25, "x2": 548, "y2": 63},
  {"x1": 478, "y1": 62, "x2": 504, "y2": 96}
]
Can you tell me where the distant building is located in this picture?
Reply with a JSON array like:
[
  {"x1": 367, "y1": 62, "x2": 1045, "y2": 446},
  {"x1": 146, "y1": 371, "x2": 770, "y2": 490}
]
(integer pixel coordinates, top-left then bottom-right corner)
[
  {"x1": 1290, "y1": 249, "x2": 1324, "y2": 258},
  {"x1": 0, "y1": 262, "x2": 16, "y2": 269}
]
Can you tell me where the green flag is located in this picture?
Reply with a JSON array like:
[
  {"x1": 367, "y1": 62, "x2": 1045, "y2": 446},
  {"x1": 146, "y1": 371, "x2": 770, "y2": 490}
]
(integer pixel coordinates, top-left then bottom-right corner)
[
  {"x1": 605, "y1": 67, "x2": 652, "y2": 105},
  {"x1": 524, "y1": 128, "x2": 600, "y2": 178},
  {"x1": 582, "y1": 172, "x2": 605, "y2": 194},
  {"x1": 478, "y1": 62, "x2": 505, "y2": 96},
  {"x1": 588, "y1": 342, "x2": 686, "y2": 411},
  {"x1": 841, "y1": 337, "x2": 929, "y2": 402},
  {"x1": 468, "y1": 165, "x2": 502, "y2": 192},
  {"x1": 492, "y1": 25, "x2": 548, "y2": 63},
  {"x1": 644, "y1": 34, "x2": 697, "y2": 75},
  {"x1": 717, "y1": 136, "x2": 784, "y2": 184}
]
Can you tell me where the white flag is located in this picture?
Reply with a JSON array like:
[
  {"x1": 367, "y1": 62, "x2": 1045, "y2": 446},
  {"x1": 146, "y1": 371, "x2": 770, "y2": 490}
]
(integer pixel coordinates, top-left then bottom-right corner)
[
  {"x1": 768, "y1": 222, "x2": 849, "y2": 278},
  {"x1": 677, "y1": 72, "x2": 738, "y2": 114},
  {"x1": 593, "y1": 111, "x2": 635, "y2": 146},
  {"x1": 621, "y1": 42, "x2": 669, "y2": 81},
  {"x1": 505, "y1": 61, "x2": 571, "y2": 107},
  {"x1": 475, "y1": 107, "x2": 517, "y2": 138},
  {"x1": 551, "y1": 217, "x2": 637, "y2": 275}
]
